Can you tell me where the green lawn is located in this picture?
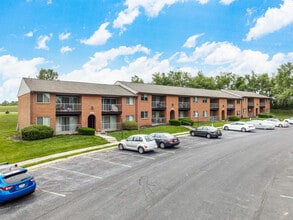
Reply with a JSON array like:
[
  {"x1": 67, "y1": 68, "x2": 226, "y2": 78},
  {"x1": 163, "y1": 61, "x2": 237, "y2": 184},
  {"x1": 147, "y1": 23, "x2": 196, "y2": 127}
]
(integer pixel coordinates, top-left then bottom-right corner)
[
  {"x1": 0, "y1": 113, "x2": 108, "y2": 163},
  {"x1": 0, "y1": 105, "x2": 18, "y2": 113}
]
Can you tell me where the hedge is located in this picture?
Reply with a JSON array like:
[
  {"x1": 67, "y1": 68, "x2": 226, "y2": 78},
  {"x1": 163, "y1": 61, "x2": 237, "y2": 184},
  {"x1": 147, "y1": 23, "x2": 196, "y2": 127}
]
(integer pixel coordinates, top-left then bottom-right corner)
[
  {"x1": 179, "y1": 118, "x2": 194, "y2": 126},
  {"x1": 228, "y1": 116, "x2": 240, "y2": 121},
  {"x1": 258, "y1": 113, "x2": 274, "y2": 118},
  {"x1": 122, "y1": 121, "x2": 138, "y2": 130},
  {"x1": 21, "y1": 125, "x2": 54, "y2": 140},
  {"x1": 78, "y1": 127, "x2": 96, "y2": 135},
  {"x1": 169, "y1": 119, "x2": 181, "y2": 126}
]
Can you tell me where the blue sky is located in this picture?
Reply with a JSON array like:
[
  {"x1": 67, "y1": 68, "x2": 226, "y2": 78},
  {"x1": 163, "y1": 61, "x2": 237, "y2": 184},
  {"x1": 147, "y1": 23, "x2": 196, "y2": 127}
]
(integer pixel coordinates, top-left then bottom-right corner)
[{"x1": 0, "y1": 0, "x2": 293, "y2": 102}]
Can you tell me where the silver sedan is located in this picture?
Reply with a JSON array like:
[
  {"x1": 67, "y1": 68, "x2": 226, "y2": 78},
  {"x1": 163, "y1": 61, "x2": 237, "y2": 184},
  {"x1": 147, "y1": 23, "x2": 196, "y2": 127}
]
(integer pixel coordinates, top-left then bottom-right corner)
[{"x1": 247, "y1": 120, "x2": 275, "y2": 130}]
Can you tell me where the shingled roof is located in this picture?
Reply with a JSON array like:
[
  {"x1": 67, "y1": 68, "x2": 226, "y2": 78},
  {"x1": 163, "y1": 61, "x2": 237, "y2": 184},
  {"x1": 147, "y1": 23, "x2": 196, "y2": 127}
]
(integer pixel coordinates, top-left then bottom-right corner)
[
  {"x1": 115, "y1": 81, "x2": 240, "y2": 99},
  {"x1": 18, "y1": 78, "x2": 135, "y2": 97},
  {"x1": 222, "y1": 89, "x2": 269, "y2": 98}
]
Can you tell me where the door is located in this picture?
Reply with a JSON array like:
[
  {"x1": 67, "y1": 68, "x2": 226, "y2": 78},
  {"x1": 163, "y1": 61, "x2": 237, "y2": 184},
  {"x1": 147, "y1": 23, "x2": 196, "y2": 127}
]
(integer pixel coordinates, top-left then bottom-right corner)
[{"x1": 88, "y1": 115, "x2": 96, "y2": 129}]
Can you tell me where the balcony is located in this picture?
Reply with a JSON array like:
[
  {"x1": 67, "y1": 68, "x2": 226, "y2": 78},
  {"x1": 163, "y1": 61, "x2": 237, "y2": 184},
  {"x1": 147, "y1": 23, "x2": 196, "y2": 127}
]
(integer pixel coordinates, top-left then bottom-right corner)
[
  {"x1": 227, "y1": 104, "x2": 234, "y2": 109},
  {"x1": 210, "y1": 103, "x2": 219, "y2": 110},
  {"x1": 152, "y1": 117, "x2": 166, "y2": 125},
  {"x1": 179, "y1": 102, "x2": 190, "y2": 110},
  {"x1": 56, "y1": 103, "x2": 81, "y2": 115},
  {"x1": 152, "y1": 101, "x2": 166, "y2": 110},
  {"x1": 248, "y1": 102, "x2": 254, "y2": 107},
  {"x1": 102, "y1": 104, "x2": 122, "y2": 115},
  {"x1": 260, "y1": 102, "x2": 265, "y2": 107}
]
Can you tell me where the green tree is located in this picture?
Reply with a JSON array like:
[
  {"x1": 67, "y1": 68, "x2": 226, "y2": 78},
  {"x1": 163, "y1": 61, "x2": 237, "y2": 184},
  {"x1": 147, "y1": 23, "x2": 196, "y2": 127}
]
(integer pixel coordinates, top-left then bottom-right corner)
[
  {"x1": 37, "y1": 68, "x2": 58, "y2": 80},
  {"x1": 131, "y1": 75, "x2": 144, "y2": 83},
  {"x1": 215, "y1": 72, "x2": 236, "y2": 89}
]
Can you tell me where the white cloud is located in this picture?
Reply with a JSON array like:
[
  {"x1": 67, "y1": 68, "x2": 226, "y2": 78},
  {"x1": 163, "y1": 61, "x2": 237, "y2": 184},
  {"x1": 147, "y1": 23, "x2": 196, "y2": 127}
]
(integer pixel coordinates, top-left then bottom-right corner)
[
  {"x1": 80, "y1": 22, "x2": 112, "y2": 46},
  {"x1": 219, "y1": 0, "x2": 235, "y2": 5},
  {"x1": 36, "y1": 33, "x2": 53, "y2": 50},
  {"x1": 113, "y1": 0, "x2": 184, "y2": 30},
  {"x1": 245, "y1": 0, "x2": 293, "y2": 41},
  {"x1": 59, "y1": 32, "x2": 71, "y2": 41},
  {"x1": 197, "y1": 0, "x2": 208, "y2": 4},
  {"x1": 60, "y1": 46, "x2": 74, "y2": 54},
  {"x1": 24, "y1": 31, "x2": 33, "y2": 37},
  {"x1": 0, "y1": 55, "x2": 46, "y2": 102},
  {"x1": 183, "y1": 34, "x2": 204, "y2": 48}
]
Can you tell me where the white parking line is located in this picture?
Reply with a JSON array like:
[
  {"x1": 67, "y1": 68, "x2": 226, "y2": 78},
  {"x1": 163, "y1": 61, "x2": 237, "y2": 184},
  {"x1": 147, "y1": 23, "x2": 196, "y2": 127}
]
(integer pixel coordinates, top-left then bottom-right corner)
[
  {"x1": 287, "y1": 176, "x2": 293, "y2": 179},
  {"x1": 280, "y1": 195, "x2": 293, "y2": 200},
  {"x1": 83, "y1": 155, "x2": 132, "y2": 168},
  {"x1": 40, "y1": 189, "x2": 66, "y2": 197},
  {"x1": 50, "y1": 166, "x2": 102, "y2": 179},
  {"x1": 119, "y1": 152, "x2": 156, "y2": 160}
]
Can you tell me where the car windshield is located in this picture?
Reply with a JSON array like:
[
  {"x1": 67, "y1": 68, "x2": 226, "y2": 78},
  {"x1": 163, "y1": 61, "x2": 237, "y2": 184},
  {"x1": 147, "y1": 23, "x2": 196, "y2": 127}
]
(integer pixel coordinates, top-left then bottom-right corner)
[
  {"x1": 3, "y1": 172, "x2": 31, "y2": 184},
  {"x1": 145, "y1": 135, "x2": 154, "y2": 142}
]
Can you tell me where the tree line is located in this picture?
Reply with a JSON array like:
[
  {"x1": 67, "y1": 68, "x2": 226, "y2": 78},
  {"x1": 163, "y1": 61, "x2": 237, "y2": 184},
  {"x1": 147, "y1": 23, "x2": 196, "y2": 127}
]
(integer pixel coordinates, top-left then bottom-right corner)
[{"x1": 132, "y1": 62, "x2": 293, "y2": 109}]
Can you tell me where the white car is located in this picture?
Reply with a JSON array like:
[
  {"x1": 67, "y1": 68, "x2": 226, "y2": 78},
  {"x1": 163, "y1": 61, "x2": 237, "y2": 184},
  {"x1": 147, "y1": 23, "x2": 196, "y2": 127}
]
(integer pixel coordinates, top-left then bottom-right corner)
[
  {"x1": 223, "y1": 122, "x2": 255, "y2": 132},
  {"x1": 264, "y1": 118, "x2": 289, "y2": 128},
  {"x1": 284, "y1": 117, "x2": 293, "y2": 125},
  {"x1": 118, "y1": 134, "x2": 157, "y2": 154},
  {"x1": 247, "y1": 120, "x2": 275, "y2": 130}
]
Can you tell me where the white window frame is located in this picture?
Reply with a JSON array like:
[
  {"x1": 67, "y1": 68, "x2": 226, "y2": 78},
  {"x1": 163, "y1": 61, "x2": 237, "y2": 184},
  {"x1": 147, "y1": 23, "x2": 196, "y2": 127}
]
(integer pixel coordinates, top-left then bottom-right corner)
[
  {"x1": 193, "y1": 111, "x2": 198, "y2": 118},
  {"x1": 37, "y1": 93, "x2": 50, "y2": 103},
  {"x1": 141, "y1": 111, "x2": 148, "y2": 119},
  {"x1": 141, "y1": 94, "x2": 148, "y2": 101},
  {"x1": 203, "y1": 111, "x2": 208, "y2": 117},
  {"x1": 126, "y1": 115, "x2": 134, "y2": 121},
  {"x1": 37, "y1": 117, "x2": 50, "y2": 126},
  {"x1": 126, "y1": 97, "x2": 134, "y2": 105}
]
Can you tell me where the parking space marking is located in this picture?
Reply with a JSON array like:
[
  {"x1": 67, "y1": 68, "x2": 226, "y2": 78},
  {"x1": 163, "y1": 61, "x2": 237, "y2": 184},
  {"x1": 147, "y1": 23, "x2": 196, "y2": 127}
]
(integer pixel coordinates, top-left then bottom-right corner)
[
  {"x1": 119, "y1": 152, "x2": 156, "y2": 160},
  {"x1": 50, "y1": 166, "x2": 102, "y2": 179},
  {"x1": 83, "y1": 155, "x2": 132, "y2": 168},
  {"x1": 287, "y1": 176, "x2": 293, "y2": 179},
  {"x1": 40, "y1": 189, "x2": 66, "y2": 197},
  {"x1": 280, "y1": 195, "x2": 293, "y2": 200}
]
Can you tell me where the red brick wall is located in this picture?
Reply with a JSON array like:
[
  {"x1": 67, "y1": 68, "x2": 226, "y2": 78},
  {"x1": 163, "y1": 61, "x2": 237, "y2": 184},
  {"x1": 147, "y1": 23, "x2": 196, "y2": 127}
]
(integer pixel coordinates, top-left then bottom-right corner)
[
  {"x1": 17, "y1": 93, "x2": 31, "y2": 130},
  {"x1": 81, "y1": 96, "x2": 102, "y2": 131},
  {"x1": 121, "y1": 97, "x2": 136, "y2": 123},
  {"x1": 136, "y1": 94, "x2": 152, "y2": 127}
]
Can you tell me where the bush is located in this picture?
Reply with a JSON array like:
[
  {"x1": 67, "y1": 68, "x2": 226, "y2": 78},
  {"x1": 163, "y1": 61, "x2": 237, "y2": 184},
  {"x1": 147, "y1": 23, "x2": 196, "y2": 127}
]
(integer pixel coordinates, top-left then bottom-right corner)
[
  {"x1": 122, "y1": 121, "x2": 138, "y2": 130},
  {"x1": 5, "y1": 110, "x2": 9, "y2": 114},
  {"x1": 78, "y1": 127, "x2": 95, "y2": 135},
  {"x1": 179, "y1": 118, "x2": 194, "y2": 126},
  {"x1": 258, "y1": 113, "x2": 274, "y2": 118},
  {"x1": 169, "y1": 119, "x2": 180, "y2": 126},
  {"x1": 21, "y1": 125, "x2": 54, "y2": 140},
  {"x1": 228, "y1": 116, "x2": 240, "y2": 121}
]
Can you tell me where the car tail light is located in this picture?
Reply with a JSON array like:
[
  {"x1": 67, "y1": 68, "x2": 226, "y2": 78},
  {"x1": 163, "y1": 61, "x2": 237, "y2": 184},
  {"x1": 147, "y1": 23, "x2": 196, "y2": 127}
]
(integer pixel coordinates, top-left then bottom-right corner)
[
  {"x1": 144, "y1": 145, "x2": 148, "y2": 149},
  {"x1": 1, "y1": 186, "x2": 13, "y2": 191},
  {"x1": 30, "y1": 177, "x2": 35, "y2": 182},
  {"x1": 167, "y1": 139, "x2": 173, "y2": 142}
]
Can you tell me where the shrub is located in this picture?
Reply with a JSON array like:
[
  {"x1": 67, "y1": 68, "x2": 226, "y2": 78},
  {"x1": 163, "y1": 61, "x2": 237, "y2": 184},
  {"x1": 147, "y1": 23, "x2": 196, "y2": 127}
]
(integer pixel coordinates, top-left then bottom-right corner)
[
  {"x1": 78, "y1": 127, "x2": 95, "y2": 135},
  {"x1": 5, "y1": 110, "x2": 9, "y2": 114},
  {"x1": 179, "y1": 118, "x2": 194, "y2": 126},
  {"x1": 228, "y1": 116, "x2": 240, "y2": 121},
  {"x1": 258, "y1": 113, "x2": 274, "y2": 118},
  {"x1": 169, "y1": 119, "x2": 180, "y2": 126},
  {"x1": 21, "y1": 125, "x2": 54, "y2": 140},
  {"x1": 122, "y1": 121, "x2": 138, "y2": 130}
]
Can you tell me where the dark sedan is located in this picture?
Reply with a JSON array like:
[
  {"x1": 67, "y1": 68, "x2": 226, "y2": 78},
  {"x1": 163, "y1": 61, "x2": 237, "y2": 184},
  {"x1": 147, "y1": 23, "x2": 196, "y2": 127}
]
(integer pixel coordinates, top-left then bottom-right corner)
[
  {"x1": 190, "y1": 126, "x2": 222, "y2": 138},
  {"x1": 149, "y1": 132, "x2": 180, "y2": 148}
]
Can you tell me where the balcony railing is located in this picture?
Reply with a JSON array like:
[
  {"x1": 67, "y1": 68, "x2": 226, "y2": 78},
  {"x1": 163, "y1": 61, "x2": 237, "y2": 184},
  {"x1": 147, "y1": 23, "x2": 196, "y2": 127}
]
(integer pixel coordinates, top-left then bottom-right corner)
[
  {"x1": 179, "y1": 102, "x2": 190, "y2": 110},
  {"x1": 210, "y1": 103, "x2": 219, "y2": 109},
  {"x1": 152, "y1": 117, "x2": 166, "y2": 124},
  {"x1": 102, "y1": 104, "x2": 122, "y2": 113},
  {"x1": 248, "y1": 102, "x2": 254, "y2": 107},
  {"x1": 260, "y1": 103, "x2": 265, "y2": 107},
  {"x1": 102, "y1": 122, "x2": 122, "y2": 131},
  {"x1": 152, "y1": 101, "x2": 166, "y2": 109},
  {"x1": 227, "y1": 104, "x2": 234, "y2": 109},
  {"x1": 56, "y1": 123, "x2": 81, "y2": 134},
  {"x1": 56, "y1": 103, "x2": 81, "y2": 112}
]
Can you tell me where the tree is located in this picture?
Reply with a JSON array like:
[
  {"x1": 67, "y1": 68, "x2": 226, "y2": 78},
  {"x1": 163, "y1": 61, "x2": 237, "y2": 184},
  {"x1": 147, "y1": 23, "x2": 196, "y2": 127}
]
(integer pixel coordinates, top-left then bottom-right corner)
[
  {"x1": 131, "y1": 75, "x2": 144, "y2": 83},
  {"x1": 37, "y1": 68, "x2": 58, "y2": 80}
]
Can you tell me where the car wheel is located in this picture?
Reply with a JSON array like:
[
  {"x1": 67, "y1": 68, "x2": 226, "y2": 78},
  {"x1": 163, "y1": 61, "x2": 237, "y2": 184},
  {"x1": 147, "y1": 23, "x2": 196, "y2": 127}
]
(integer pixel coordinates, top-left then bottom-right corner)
[
  {"x1": 159, "y1": 142, "x2": 165, "y2": 149},
  {"x1": 224, "y1": 126, "x2": 229, "y2": 130},
  {"x1": 191, "y1": 131, "x2": 195, "y2": 136},
  {"x1": 241, "y1": 127, "x2": 246, "y2": 132},
  {"x1": 206, "y1": 134, "x2": 211, "y2": 139},
  {"x1": 279, "y1": 124, "x2": 283, "y2": 128},
  {"x1": 118, "y1": 144, "x2": 124, "y2": 150},
  {"x1": 138, "y1": 147, "x2": 144, "y2": 154}
]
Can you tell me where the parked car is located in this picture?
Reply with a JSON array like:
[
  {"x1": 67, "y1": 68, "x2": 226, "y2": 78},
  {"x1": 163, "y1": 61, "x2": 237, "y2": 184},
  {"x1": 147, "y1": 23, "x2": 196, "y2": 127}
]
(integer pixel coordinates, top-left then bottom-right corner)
[
  {"x1": 223, "y1": 122, "x2": 255, "y2": 132},
  {"x1": 264, "y1": 118, "x2": 289, "y2": 128},
  {"x1": 118, "y1": 134, "x2": 157, "y2": 154},
  {"x1": 149, "y1": 132, "x2": 180, "y2": 148},
  {"x1": 0, "y1": 162, "x2": 36, "y2": 204},
  {"x1": 284, "y1": 117, "x2": 293, "y2": 125},
  {"x1": 190, "y1": 126, "x2": 222, "y2": 138},
  {"x1": 247, "y1": 120, "x2": 275, "y2": 130}
]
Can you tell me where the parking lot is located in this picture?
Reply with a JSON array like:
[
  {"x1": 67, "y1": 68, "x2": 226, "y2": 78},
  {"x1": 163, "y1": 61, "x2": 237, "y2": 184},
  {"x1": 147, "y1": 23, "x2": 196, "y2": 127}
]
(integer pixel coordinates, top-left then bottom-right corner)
[{"x1": 1, "y1": 126, "x2": 293, "y2": 220}]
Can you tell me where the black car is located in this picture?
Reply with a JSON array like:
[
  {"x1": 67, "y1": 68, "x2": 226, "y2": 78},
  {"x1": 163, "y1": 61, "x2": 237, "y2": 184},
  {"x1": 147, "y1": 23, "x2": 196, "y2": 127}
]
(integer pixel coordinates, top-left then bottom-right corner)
[
  {"x1": 190, "y1": 126, "x2": 222, "y2": 138},
  {"x1": 149, "y1": 132, "x2": 180, "y2": 148}
]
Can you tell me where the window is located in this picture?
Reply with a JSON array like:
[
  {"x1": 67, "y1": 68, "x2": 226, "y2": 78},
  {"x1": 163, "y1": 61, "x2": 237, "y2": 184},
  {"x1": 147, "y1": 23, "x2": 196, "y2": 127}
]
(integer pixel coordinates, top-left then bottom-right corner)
[
  {"x1": 243, "y1": 98, "x2": 247, "y2": 102},
  {"x1": 203, "y1": 111, "x2": 208, "y2": 117},
  {"x1": 37, "y1": 117, "x2": 50, "y2": 126},
  {"x1": 193, "y1": 111, "x2": 198, "y2": 118},
  {"x1": 237, "y1": 111, "x2": 241, "y2": 116},
  {"x1": 126, "y1": 97, "x2": 134, "y2": 105},
  {"x1": 37, "y1": 93, "x2": 50, "y2": 103},
  {"x1": 126, "y1": 115, "x2": 134, "y2": 121},
  {"x1": 243, "y1": 108, "x2": 247, "y2": 113},
  {"x1": 193, "y1": 97, "x2": 198, "y2": 103},
  {"x1": 141, "y1": 111, "x2": 148, "y2": 119},
  {"x1": 237, "y1": 99, "x2": 241, "y2": 104},
  {"x1": 141, "y1": 94, "x2": 148, "y2": 101},
  {"x1": 202, "y1": 98, "x2": 208, "y2": 103}
]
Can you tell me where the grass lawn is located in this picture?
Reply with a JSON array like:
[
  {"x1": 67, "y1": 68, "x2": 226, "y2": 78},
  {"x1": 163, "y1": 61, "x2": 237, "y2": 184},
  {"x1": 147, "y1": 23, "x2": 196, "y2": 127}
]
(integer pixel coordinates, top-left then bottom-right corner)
[
  {"x1": 0, "y1": 105, "x2": 18, "y2": 113},
  {"x1": 0, "y1": 113, "x2": 108, "y2": 163}
]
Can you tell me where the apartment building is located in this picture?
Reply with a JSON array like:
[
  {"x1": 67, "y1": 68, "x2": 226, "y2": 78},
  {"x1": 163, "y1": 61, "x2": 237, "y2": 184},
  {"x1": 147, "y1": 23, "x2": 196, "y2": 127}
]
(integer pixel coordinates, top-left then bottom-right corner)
[{"x1": 17, "y1": 78, "x2": 270, "y2": 134}]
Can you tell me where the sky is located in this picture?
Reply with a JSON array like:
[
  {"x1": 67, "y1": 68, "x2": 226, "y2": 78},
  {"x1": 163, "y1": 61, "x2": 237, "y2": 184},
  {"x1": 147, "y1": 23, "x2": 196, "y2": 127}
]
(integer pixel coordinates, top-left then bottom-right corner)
[{"x1": 0, "y1": 0, "x2": 293, "y2": 102}]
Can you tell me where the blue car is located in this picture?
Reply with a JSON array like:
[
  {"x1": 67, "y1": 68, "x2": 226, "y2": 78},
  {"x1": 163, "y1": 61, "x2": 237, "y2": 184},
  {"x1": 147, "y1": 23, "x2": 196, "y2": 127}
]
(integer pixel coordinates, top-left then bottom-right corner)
[{"x1": 0, "y1": 162, "x2": 36, "y2": 204}]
